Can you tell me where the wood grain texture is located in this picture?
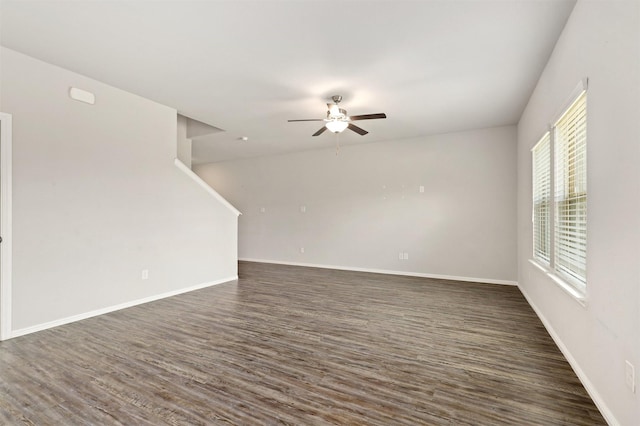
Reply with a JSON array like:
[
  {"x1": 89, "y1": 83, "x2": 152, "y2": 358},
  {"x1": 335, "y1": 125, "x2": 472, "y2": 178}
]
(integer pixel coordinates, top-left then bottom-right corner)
[{"x1": 0, "y1": 261, "x2": 605, "y2": 425}]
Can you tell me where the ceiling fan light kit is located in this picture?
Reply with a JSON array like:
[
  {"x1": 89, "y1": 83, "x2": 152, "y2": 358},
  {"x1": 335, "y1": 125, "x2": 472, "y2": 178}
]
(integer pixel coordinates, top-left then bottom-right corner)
[
  {"x1": 326, "y1": 120, "x2": 349, "y2": 133},
  {"x1": 288, "y1": 95, "x2": 387, "y2": 136}
]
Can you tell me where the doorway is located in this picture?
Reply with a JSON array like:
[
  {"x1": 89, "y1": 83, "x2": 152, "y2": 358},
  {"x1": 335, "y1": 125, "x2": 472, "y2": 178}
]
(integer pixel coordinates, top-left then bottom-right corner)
[{"x1": 0, "y1": 112, "x2": 13, "y2": 340}]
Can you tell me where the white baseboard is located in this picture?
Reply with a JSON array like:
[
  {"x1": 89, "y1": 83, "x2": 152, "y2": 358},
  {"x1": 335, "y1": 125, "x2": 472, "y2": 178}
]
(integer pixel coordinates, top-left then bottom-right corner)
[
  {"x1": 10, "y1": 276, "x2": 238, "y2": 339},
  {"x1": 239, "y1": 258, "x2": 517, "y2": 286},
  {"x1": 518, "y1": 285, "x2": 618, "y2": 426}
]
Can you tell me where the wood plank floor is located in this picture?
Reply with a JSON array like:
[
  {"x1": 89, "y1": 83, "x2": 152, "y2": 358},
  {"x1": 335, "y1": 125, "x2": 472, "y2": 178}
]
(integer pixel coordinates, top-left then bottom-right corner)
[{"x1": 0, "y1": 261, "x2": 605, "y2": 425}]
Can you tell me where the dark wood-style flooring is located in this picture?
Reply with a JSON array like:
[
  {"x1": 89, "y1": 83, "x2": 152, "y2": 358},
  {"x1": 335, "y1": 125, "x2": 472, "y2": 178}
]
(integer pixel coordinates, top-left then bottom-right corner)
[{"x1": 0, "y1": 261, "x2": 605, "y2": 425}]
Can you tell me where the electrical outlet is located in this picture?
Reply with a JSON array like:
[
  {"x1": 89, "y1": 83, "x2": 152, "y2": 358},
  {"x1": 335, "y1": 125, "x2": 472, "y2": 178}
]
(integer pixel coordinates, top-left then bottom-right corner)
[
  {"x1": 403, "y1": 252, "x2": 409, "y2": 260},
  {"x1": 625, "y1": 360, "x2": 635, "y2": 393},
  {"x1": 419, "y1": 185, "x2": 425, "y2": 193},
  {"x1": 300, "y1": 247, "x2": 305, "y2": 254},
  {"x1": 300, "y1": 205, "x2": 306, "y2": 213},
  {"x1": 141, "y1": 269, "x2": 149, "y2": 280}
]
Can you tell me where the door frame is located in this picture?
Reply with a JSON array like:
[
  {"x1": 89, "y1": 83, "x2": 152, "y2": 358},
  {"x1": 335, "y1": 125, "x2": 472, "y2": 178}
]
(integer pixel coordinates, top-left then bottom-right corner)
[{"x1": 0, "y1": 112, "x2": 13, "y2": 340}]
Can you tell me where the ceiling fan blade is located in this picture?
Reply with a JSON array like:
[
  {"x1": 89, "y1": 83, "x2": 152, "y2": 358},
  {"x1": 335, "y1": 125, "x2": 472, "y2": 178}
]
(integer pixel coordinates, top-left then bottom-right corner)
[
  {"x1": 348, "y1": 123, "x2": 368, "y2": 136},
  {"x1": 312, "y1": 126, "x2": 328, "y2": 136},
  {"x1": 349, "y1": 113, "x2": 387, "y2": 121},
  {"x1": 288, "y1": 118, "x2": 325, "y2": 122}
]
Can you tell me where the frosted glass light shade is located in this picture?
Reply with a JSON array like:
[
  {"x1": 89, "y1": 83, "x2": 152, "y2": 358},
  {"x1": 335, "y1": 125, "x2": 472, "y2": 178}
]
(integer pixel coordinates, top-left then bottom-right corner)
[{"x1": 326, "y1": 120, "x2": 348, "y2": 133}]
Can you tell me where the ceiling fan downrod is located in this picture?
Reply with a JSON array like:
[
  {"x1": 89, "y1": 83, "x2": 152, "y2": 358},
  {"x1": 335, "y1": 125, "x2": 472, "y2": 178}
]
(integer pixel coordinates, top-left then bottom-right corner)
[{"x1": 328, "y1": 95, "x2": 347, "y2": 119}]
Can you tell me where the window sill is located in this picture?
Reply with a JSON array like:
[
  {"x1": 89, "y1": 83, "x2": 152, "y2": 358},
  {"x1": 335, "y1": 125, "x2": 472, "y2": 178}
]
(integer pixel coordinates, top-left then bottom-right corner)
[{"x1": 528, "y1": 259, "x2": 587, "y2": 307}]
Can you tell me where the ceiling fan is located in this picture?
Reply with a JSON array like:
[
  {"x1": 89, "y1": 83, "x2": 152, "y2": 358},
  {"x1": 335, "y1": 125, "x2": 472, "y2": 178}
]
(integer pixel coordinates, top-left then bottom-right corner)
[{"x1": 288, "y1": 95, "x2": 387, "y2": 136}]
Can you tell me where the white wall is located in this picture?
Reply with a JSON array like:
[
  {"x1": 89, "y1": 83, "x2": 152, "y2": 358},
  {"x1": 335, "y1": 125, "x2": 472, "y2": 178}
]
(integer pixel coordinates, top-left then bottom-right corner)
[
  {"x1": 0, "y1": 48, "x2": 238, "y2": 333},
  {"x1": 176, "y1": 114, "x2": 192, "y2": 168},
  {"x1": 195, "y1": 126, "x2": 517, "y2": 283},
  {"x1": 517, "y1": 1, "x2": 640, "y2": 424}
]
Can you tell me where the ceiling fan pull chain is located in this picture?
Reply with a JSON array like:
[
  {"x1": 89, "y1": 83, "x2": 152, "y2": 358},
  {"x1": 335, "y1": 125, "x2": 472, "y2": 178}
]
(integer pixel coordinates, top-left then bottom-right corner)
[{"x1": 335, "y1": 133, "x2": 340, "y2": 156}]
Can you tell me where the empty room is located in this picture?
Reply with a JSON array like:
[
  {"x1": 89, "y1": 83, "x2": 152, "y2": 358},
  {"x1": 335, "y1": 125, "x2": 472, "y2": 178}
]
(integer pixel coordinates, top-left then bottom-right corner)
[{"x1": 0, "y1": 0, "x2": 638, "y2": 424}]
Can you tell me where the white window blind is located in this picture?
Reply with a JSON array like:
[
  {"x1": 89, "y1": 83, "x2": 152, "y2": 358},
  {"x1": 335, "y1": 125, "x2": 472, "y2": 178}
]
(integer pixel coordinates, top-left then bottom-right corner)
[
  {"x1": 554, "y1": 91, "x2": 587, "y2": 288},
  {"x1": 532, "y1": 133, "x2": 551, "y2": 263}
]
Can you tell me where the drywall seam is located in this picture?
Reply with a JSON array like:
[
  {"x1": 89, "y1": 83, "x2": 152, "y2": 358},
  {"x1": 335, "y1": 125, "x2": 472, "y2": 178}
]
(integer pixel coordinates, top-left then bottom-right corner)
[
  {"x1": 240, "y1": 258, "x2": 517, "y2": 286},
  {"x1": 10, "y1": 276, "x2": 238, "y2": 339},
  {"x1": 518, "y1": 285, "x2": 619, "y2": 426},
  {"x1": 174, "y1": 158, "x2": 241, "y2": 216}
]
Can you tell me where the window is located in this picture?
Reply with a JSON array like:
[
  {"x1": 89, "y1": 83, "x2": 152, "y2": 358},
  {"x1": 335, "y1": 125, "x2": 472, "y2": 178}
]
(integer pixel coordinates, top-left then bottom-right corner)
[
  {"x1": 554, "y1": 92, "x2": 587, "y2": 289},
  {"x1": 531, "y1": 90, "x2": 587, "y2": 294},
  {"x1": 532, "y1": 133, "x2": 551, "y2": 264}
]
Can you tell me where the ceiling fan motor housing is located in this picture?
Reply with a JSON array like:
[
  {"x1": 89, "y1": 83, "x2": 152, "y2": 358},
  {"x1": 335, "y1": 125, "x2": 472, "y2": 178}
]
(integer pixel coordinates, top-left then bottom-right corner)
[{"x1": 327, "y1": 107, "x2": 348, "y2": 120}]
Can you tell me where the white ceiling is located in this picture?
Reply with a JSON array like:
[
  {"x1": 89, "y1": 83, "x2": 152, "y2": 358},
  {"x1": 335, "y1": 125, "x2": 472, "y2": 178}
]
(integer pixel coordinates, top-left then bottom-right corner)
[{"x1": 0, "y1": 0, "x2": 575, "y2": 164}]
